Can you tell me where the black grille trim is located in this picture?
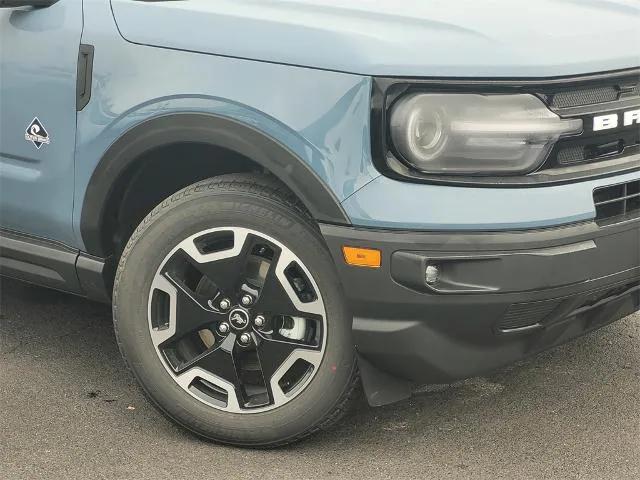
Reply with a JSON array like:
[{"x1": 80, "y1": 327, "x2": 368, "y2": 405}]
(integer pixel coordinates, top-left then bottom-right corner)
[
  {"x1": 544, "y1": 121, "x2": 640, "y2": 170},
  {"x1": 556, "y1": 146, "x2": 586, "y2": 165},
  {"x1": 497, "y1": 299, "x2": 561, "y2": 332},
  {"x1": 549, "y1": 83, "x2": 640, "y2": 109},
  {"x1": 551, "y1": 86, "x2": 618, "y2": 108},
  {"x1": 496, "y1": 281, "x2": 640, "y2": 337},
  {"x1": 594, "y1": 179, "x2": 640, "y2": 224}
]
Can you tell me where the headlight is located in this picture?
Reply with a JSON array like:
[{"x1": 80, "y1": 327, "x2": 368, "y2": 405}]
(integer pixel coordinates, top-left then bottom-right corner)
[{"x1": 389, "y1": 93, "x2": 583, "y2": 175}]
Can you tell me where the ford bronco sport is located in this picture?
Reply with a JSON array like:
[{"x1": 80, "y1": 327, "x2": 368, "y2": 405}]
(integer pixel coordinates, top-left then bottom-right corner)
[{"x1": 1, "y1": 0, "x2": 639, "y2": 447}]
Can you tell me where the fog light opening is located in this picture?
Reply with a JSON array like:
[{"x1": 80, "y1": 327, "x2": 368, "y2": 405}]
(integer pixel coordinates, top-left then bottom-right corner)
[{"x1": 425, "y1": 265, "x2": 440, "y2": 285}]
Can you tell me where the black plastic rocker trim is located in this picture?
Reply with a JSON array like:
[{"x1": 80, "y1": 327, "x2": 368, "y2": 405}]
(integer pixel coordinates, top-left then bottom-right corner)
[
  {"x1": 76, "y1": 252, "x2": 114, "y2": 303},
  {"x1": 0, "y1": 229, "x2": 112, "y2": 302},
  {"x1": 0, "y1": 229, "x2": 81, "y2": 293}
]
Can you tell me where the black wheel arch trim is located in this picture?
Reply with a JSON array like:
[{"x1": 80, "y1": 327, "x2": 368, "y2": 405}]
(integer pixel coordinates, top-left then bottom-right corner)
[{"x1": 80, "y1": 112, "x2": 351, "y2": 258}]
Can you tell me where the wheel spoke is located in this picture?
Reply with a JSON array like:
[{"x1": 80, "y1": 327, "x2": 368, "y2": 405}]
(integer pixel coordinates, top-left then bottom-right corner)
[
  {"x1": 179, "y1": 230, "x2": 285, "y2": 306},
  {"x1": 174, "y1": 335, "x2": 243, "y2": 411},
  {"x1": 194, "y1": 239, "x2": 255, "y2": 298},
  {"x1": 148, "y1": 272, "x2": 226, "y2": 349},
  {"x1": 254, "y1": 333, "x2": 320, "y2": 398},
  {"x1": 253, "y1": 248, "x2": 324, "y2": 318},
  {"x1": 180, "y1": 334, "x2": 238, "y2": 377},
  {"x1": 255, "y1": 335, "x2": 323, "y2": 405},
  {"x1": 148, "y1": 276, "x2": 212, "y2": 347},
  {"x1": 253, "y1": 260, "x2": 301, "y2": 317},
  {"x1": 167, "y1": 274, "x2": 224, "y2": 339}
]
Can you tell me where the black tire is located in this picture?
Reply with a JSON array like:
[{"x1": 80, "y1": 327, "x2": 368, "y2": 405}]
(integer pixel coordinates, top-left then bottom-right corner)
[{"x1": 113, "y1": 173, "x2": 359, "y2": 447}]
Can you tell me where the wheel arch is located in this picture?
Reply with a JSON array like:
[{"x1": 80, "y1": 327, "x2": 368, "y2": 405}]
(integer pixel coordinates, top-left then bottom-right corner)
[{"x1": 80, "y1": 112, "x2": 351, "y2": 258}]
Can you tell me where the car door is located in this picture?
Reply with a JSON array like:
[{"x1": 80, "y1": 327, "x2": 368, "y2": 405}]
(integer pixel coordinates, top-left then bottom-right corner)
[{"x1": 0, "y1": 0, "x2": 83, "y2": 246}]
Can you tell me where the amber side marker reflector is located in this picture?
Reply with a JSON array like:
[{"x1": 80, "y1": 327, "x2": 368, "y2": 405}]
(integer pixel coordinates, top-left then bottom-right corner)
[{"x1": 342, "y1": 246, "x2": 381, "y2": 268}]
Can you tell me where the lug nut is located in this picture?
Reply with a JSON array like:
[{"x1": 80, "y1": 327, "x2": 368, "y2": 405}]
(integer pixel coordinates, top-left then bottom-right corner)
[
  {"x1": 254, "y1": 315, "x2": 265, "y2": 328},
  {"x1": 219, "y1": 298, "x2": 231, "y2": 310},
  {"x1": 218, "y1": 322, "x2": 230, "y2": 334},
  {"x1": 239, "y1": 333, "x2": 251, "y2": 345},
  {"x1": 241, "y1": 294, "x2": 254, "y2": 306}
]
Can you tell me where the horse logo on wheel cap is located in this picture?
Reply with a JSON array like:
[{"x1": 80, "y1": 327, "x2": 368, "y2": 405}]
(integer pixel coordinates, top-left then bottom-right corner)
[{"x1": 229, "y1": 308, "x2": 249, "y2": 329}]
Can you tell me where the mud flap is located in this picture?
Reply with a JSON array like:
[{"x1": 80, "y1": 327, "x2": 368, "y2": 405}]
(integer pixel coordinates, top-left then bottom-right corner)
[{"x1": 357, "y1": 353, "x2": 411, "y2": 407}]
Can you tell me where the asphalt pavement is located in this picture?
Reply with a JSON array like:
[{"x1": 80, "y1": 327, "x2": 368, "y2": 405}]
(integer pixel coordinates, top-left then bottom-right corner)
[{"x1": 1, "y1": 277, "x2": 639, "y2": 480}]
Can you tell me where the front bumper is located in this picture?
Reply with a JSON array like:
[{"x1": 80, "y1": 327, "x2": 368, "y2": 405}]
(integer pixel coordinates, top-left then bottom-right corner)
[{"x1": 321, "y1": 218, "x2": 640, "y2": 386}]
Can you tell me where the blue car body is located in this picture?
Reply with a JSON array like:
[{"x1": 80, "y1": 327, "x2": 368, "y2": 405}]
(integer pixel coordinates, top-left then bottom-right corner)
[
  {"x1": 1, "y1": 0, "x2": 639, "y2": 245},
  {"x1": 1, "y1": 0, "x2": 639, "y2": 398}
]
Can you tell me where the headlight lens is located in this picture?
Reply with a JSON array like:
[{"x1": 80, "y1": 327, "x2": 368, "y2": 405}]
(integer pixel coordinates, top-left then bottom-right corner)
[{"x1": 389, "y1": 93, "x2": 583, "y2": 175}]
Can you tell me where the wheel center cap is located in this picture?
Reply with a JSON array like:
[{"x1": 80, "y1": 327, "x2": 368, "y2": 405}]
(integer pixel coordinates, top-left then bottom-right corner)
[{"x1": 229, "y1": 308, "x2": 250, "y2": 330}]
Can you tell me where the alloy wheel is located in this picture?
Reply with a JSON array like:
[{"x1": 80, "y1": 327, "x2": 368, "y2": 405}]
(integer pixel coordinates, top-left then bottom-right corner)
[{"x1": 147, "y1": 227, "x2": 327, "y2": 413}]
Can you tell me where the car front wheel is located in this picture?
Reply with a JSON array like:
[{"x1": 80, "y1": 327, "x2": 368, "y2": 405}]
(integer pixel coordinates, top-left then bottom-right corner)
[{"x1": 113, "y1": 174, "x2": 358, "y2": 447}]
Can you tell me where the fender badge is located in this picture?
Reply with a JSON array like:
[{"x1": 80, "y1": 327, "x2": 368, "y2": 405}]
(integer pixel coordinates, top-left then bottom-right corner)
[{"x1": 25, "y1": 117, "x2": 50, "y2": 149}]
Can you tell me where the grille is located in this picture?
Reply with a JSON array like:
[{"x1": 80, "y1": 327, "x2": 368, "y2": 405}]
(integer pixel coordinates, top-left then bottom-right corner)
[
  {"x1": 542, "y1": 73, "x2": 640, "y2": 171},
  {"x1": 556, "y1": 146, "x2": 586, "y2": 165},
  {"x1": 550, "y1": 83, "x2": 640, "y2": 109},
  {"x1": 594, "y1": 180, "x2": 640, "y2": 224},
  {"x1": 497, "y1": 299, "x2": 561, "y2": 332},
  {"x1": 576, "y1": 283, "x2": 638, "y2": 311},
  {"x1": 551, "y1": 86, "x2": 618, "y2": 108}
]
